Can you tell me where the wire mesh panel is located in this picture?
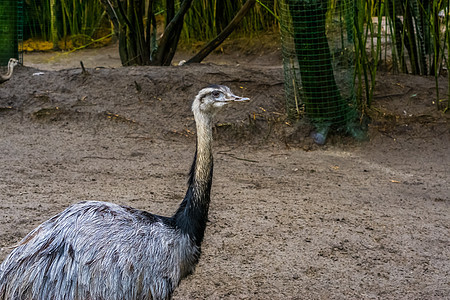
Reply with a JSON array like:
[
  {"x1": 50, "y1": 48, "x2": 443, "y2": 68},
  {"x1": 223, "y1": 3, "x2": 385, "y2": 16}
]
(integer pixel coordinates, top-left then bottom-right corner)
[
  {"x1": 0, "y1": 0, "x2": 23, "y2": 66},
  {"x1": 280, "y1": 0, "x2": 361, "y2": 142}
]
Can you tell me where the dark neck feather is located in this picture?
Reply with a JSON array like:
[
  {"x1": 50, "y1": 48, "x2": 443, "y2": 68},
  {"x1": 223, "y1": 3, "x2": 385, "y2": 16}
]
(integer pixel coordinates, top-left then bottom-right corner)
[{"x1": 173, "y1": 115, "x2": 213, "y2": 246}]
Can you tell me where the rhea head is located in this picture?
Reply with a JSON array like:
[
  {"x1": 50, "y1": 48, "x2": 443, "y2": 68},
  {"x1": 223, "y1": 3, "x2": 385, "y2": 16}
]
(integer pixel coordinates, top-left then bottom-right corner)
[
  {"x1": 9, "y1": 58, "x2": 18, "y2": 67},
  {"x1": 192, "y1": 85, "x2": 250, "y2": 116}
]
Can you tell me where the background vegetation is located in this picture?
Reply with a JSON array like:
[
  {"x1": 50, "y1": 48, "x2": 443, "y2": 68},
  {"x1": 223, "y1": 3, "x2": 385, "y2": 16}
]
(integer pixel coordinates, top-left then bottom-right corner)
[
  {"x1": 355, "y1": 0, "x2": 450, "y2": 111},
  {"x1": 23, "y1": 0, "x2": 277, "y2": 50},
  {"x1": 20, "y1": 0, "x2": 450, "y2": 111},
  {"x1": 24, "y1": 0, "x2": 109, "y2": 50}
]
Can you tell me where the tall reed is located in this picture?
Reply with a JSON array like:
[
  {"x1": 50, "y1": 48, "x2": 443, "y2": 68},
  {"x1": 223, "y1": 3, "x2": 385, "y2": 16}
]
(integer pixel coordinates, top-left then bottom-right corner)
[
  {"x1": 355, "y1": 0, "x2": 449, "y2": 111},
  {"x1": 27, "y1": 0, "x2": 52, "y2": 40},
  {"x1": 446, "y1": 4, "x2": 450, "y2": 111},
  {"x1": 26, "y1": 0, "x2": 107, "y2": 47},
  {"x1": 60, "y1": 0, "x2": 106, "y2": 38},
  {"x1": 181, "y1": 0, "x2": 279, "y2": 43},
  {"x1": 354, "y1": 0, "x2": 384, "y2": 110}
]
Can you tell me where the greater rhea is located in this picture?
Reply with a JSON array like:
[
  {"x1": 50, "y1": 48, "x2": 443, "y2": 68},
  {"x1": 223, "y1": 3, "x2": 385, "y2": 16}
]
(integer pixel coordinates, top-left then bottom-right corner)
[
  {"x1": 0, "y1": 85, "x2": 249, "y2": 300},
  {"x1": 0, "y1": 58, "x2": 18, "y2": 84}
]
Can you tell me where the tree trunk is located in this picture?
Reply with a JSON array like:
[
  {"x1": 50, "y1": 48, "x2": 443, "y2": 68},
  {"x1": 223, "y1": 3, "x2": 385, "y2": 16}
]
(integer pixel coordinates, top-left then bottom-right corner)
[
  {"x1": 151, "y1": 0, "x2": 194, "y2": 66},
  {"x1": 101, "y1": 0, "x2": 249, "y2": 66},
  {"x1": 287, "y1": 0, "x2": 347, "y2": 125}
]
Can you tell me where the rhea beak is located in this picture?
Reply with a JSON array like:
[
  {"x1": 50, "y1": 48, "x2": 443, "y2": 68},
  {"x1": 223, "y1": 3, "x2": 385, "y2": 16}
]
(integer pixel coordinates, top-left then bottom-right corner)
[{"x1": 225, "y1": 94, "x2": 250, "y2": 103}]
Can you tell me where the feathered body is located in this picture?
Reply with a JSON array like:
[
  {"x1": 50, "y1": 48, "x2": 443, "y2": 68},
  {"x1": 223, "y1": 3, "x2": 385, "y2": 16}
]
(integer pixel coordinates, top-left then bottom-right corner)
[
  {"x1": 0, "y1": 58, "x2": 18, "y2": 84},
  {"x1": 0, "y1": 201, "x2": 198, "y2": 299},
  {"x1": 0, "y1": 85, "x2": 249, "y2": 300}
]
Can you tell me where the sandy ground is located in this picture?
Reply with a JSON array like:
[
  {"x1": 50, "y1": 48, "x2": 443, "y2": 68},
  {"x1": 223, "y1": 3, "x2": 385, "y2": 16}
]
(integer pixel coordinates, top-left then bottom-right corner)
[{"x1": 0, "y1": 43, "x2": 449, "y2": 299}]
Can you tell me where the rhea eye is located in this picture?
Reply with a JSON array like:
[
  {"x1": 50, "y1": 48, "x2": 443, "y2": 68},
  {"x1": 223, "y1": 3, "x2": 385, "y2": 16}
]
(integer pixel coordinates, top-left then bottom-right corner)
[{"x1": 212, "y1": 91, "x2": 221, "y2": 98}]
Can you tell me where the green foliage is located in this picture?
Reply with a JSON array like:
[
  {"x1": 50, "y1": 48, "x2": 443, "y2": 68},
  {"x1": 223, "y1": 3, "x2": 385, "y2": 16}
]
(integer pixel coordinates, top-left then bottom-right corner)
[
  {"x1": 26, "y1": 0, "x2": 280, "y2": 45},
  {"x1": 354, "y1": 0, "x2": 383, "y2": 110},
  {"x1": 355, "y1": 0, "x2": 450, "y2": 111},
  {"x1": 181, "y1": 0, "x2": 279, "y2": 43},
  {"x1": 60, "y1": 0, "x2": 106, "y2": 38},
  {"x1": 27, "y1": 0, "x2": 52, "y2": 40},
  {"x1": 25, "y1": 0, "x2": 107, "y2": 46}
]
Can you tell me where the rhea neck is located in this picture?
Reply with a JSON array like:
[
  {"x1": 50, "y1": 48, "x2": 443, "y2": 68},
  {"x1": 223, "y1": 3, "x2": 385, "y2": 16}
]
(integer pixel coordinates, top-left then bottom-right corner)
[
  {"x1": 1, "y1": 61, "x2": 15, "y2": 82},
  {"x1": 6, "y1": 62, "x2": 14, "y2": 78},
  {"x1": 173, "y1": 109, "x2": 214, "y2": 246},
  {"x1": 6, "y1": 61, "x2": 15, "y2": 78}
]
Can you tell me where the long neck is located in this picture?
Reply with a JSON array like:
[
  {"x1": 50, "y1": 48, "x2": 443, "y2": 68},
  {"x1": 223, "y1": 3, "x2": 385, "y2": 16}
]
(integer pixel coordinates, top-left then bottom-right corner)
[
  {"x1": 173, "y1": 112, "x2": 214, "y2": 246},
  {"x1": 1, "y1": 62, "x2": 14, "y2": 81},
  {"x1": 7, "y1": 62, "x2": 14, "y2": 77}
]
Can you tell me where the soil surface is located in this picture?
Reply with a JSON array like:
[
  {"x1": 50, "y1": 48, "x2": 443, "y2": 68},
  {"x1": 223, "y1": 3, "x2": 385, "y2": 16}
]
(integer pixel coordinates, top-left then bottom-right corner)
[{"x1": 0, "y1": 42, "x2": 449, "y2": 299}]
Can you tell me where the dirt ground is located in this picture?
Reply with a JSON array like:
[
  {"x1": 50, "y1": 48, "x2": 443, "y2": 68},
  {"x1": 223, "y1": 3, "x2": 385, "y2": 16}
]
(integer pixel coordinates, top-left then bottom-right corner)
[{"x1": 0, "y1": 42, "x2": 449, "y2": 299}]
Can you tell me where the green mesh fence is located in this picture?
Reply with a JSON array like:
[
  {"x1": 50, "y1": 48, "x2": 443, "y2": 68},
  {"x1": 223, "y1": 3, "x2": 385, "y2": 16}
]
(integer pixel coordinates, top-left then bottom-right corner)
[
  {"x1": 280, "y1": 0, "x2": 363, "y2": 143},
  {"x1": 0, "y1": 0, "x2": 23, "y2": 66}
]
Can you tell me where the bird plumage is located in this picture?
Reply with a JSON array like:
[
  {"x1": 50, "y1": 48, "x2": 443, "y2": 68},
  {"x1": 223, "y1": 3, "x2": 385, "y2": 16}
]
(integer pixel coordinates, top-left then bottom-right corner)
[{"x1": 0, "y1": 85, "x2": 249, "y2": 300}]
